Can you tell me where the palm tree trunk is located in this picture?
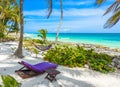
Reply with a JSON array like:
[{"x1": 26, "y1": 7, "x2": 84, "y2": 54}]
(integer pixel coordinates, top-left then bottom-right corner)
[
  {"x1": 0, "y1": 38, "x2": 1, "y2": 42},
  {"x1": 54, "y1": 0, "x2": 63, "y2": 45},
  {"x1": 6, "y1": 30, "x2": 10, "y2": 36},
  {"x1": 117, "y1": 0, "x2": 120, "y2": 2},
  {"x1": 14, "y1": 0, "x2": 24, "y2": 58},
  {"x1": 54, "y1": 18, "x2": 62, "y2": 44}
]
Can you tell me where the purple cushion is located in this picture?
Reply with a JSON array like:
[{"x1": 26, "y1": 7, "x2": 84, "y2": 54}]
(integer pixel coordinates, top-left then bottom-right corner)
[{"x1": 21, "y1": 61, "x2": 58, "y2": 73}]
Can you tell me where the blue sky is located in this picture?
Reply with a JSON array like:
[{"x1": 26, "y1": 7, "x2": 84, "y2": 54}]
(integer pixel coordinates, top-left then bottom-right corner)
[{"x1": 23, "y1": 0, "x2": 120, "y2": 33}]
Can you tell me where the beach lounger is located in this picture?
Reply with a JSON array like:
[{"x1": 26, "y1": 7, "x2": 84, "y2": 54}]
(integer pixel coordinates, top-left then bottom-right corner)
[{"x1": 15, "y1": 61, "x2": 58, "y2": 79}]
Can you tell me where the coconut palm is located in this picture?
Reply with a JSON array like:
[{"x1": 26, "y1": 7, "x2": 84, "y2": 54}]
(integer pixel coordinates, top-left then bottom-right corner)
[
  {"x1": 47, "y1": 0, "x2": 63, "y2": 45},
  {"x1": 38, "y1": 29, "x2": 48, "y2": 43},
  {"x1": 14, "y1": 0, "x2": 53, "y2": 58},
  {"x1": 96, "y1": 0, "x2": 120, "y2": 28},
  {"x1": 13, "y1": 0, "x2": 62, "y2": 58},
  {"x1": 1, "y1": 0, "x2": 120, "y2": 58},
  {"x1": 0, "y1": 0, "x2": 19, "y2": 46},
  {"x1": 0, "y1": 31, "x2": 4, "y2": 42},
  {"x1": 54, "y1": 0, "x2": 63, "y2": 44},
  {"x1": 14, "y1": 0, "x2": 24, "y2": 58},
  {"x1": 0, "y1": 0, "x2": 20, "y2": 57},
  {"x1": 0, "y1": 0, "x2": 19, "y2": 34}
]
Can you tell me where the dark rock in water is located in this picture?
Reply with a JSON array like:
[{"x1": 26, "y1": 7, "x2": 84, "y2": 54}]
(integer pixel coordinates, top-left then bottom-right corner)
[{"x1": 117, "y1": 65, "x2": 120, "y2": 69}]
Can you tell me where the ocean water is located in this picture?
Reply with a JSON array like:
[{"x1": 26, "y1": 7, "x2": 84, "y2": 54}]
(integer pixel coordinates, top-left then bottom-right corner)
[{"x1": 24, "y1": 33, "x2": 120, "y2": 49}]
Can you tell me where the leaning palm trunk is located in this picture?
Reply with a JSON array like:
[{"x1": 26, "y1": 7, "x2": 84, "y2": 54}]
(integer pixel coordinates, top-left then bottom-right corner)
[
  {"x1": 54, "y1": 0, "x2": 63, "y2": 45},
  {"x1": 0, "y1": 7, "x2": 3, "y2": 20},
  {"x1": 54, "y1": 18, "x2": 62, "y2": 44},
  {"x1": 14, "y1": 0, "x2": 24, "y2": 58}
]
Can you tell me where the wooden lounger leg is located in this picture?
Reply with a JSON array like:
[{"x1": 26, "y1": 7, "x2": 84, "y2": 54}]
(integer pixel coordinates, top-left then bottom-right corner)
[
  {"x1": 15, "y1": 66, "x2": 25, "y2": 72},
  {"x1": 45, "y1": 73, "x2": 57, "y2": 82},
  {"x1": 15, "y1": 62, "x2": 26, "y2": 72}
]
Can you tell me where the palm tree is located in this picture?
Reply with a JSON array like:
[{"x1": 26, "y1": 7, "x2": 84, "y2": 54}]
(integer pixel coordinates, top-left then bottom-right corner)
[
  {"x1": 38, "y1": 29, "x2": 48, "y2": 43},
  {"x1": 96, "y1": 0, "x2": 120, "y2": 28},
  {"x1": 13, "y1": 0, "x2": 62, "y2": 58},
  {"x1": 0, "y1": 0, "x2": 20, "y2": 45},
  {"x1": 0, "y1": 0, "x2": 19, "y2": 34},
  {"x1": 47, "y1": 0, "x2": 63, "y2": 45},
  {"x1": 13, "y1": 0, "x2": 119, "y2": 58},
  {"x1": 14, "y1": 0, "x2": 24, "y2": 58},
  {"x1": 0, "y1": 31, "x2": 4, "y2": 42},
  {"x1": 54, "y1": 0, "x2": 63, "y2": 45}
]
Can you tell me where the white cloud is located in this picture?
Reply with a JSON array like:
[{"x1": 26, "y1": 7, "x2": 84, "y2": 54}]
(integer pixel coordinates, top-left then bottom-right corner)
[
  {"x1": 62, "y1": 1, "x2": 93, "y2": 6},
  {"x1": 25, "y1": 16, "x2": 104, "y2": 33},
  {"x1": 24, "y1": 9, "x2": 47, "y2": 16},
  {"x1": 24, "y1": 14, "x2": 120, "y2": 33},
  {"x1": 24, "y1": 8, "x2": 105, "y2": 17},
  {"x1": 24, "y1": 4, "x2": 120, "y2": 33},
  {"x1": 64, "y1": 8, "x2": 104, "y2": 16}
]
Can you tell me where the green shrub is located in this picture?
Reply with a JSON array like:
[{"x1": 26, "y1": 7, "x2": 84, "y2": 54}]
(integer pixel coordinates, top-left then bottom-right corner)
[
  {"x1": 0, "y1": 31, "x2": 4, "y2": 38},
  {"x1": 44, "y1": 45, "x2": 115, "y2": 73},
  {"x1": 0, "y1": 31, "x2": 5, "y2": 42},
  {"x1": 0, "y1": 75, "x2": 21, "y2": 87},
  {"x1": 32, "y1": 39, "x2": 44, "y2": 44},
  {"x1": 32, "y1": 48, "x2": 39, "y2": 58},
  {"x1": 2, "y1": 36, "x2": 16, "y2": 42}
]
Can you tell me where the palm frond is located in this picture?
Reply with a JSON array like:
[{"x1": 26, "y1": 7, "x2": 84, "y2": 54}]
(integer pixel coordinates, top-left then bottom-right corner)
[
  {"x1": 60, "y1": 0, "x2": 63, "y2": 20},
  {"x1": 37, "y1": 34, "x2": 43, "y2": 38},
  {"x1": 104, "y1": 1, "x2": 119, "y2": 15},
  {"x1": 104, "y1": 10, "x2": 120, "y2": 28},
  {"x1": 0, "y1": 6, "x2": 2, "y2": 10},
  {"x1": 115, "y1": 6, "x2": 120, "y2": 12},
  {"x1": 47, "y1": 0, "x2": 52, "y2": 19},
  {"x1": 95, "y1": 0, "x2": 106, "y2": 5}
]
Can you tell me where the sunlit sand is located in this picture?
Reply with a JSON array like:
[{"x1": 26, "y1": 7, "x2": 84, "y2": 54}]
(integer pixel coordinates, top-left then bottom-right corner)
[{"x1": 0, "y1": 42, "x2": 120, "y2": 87}]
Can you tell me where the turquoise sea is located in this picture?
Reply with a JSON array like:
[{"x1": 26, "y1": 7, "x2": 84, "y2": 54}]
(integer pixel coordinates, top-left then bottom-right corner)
[{"x1": 25, "y1": 33, "x2": 120, "y2": 49}]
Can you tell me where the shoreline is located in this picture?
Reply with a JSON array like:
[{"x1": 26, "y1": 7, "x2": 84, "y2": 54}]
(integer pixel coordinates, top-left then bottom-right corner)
[
  {"x1": 43, "y1": 39, "x2": 120, "y2": 57},
  {"x1": 1, "y1": 37, "x2": 120, "y2": 57},
  {"x1": 24, "y1": 33, "x2": 120, "y2": 49},
  {"x1": 12, "y1": 34, "x2": 120, "y2": 57},
  {"x1": 57, "y1": 41, "x2": 120, "y2": 56}
]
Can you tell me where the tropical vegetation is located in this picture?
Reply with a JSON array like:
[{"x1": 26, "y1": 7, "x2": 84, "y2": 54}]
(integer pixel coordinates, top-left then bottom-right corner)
[
  {"x1": 14, "y1": 0, "x2": 24, "y2": 58},
  {"x1": 0, "y1": 0, "x2": 19, "y2": 42},
  {"x1": 96, "y1": 0, "x2": 120, "y2": 28},
  {"x1": 44, "y1": 44, "x2": 115, "y2": 73},
  {"x1": 0, "y1": 31, "x2": 4, "y2": 42},
  {"x1": 0, "y1": 75, "x2": 21, "y2": 87},
  {"x1": 1, "y1": 0, "x2": 119, "y2": 58},
  {"x1": 38, "y1": 29, "x2": 48, "y2": 44},
  {"x1": 0, "y1": 0, "x2": 19, "y2": 35},
  {"x1": 0, "y1": 0, "x2": 119, "y2": 86}
]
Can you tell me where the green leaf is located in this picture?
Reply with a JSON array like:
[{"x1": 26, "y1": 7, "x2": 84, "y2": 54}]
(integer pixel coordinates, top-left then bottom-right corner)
[
  {"x1": 1, "y1": 75, "x2": 21, "y2": 87},
  {"x1": 96, "y1": 0, "x2": 106, "y2": 5}
]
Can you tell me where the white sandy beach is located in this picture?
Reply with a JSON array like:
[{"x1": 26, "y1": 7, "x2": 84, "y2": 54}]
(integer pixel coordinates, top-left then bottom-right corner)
[{"x1": 0, "y1": 42, "x2": 120, "y2": 87}]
